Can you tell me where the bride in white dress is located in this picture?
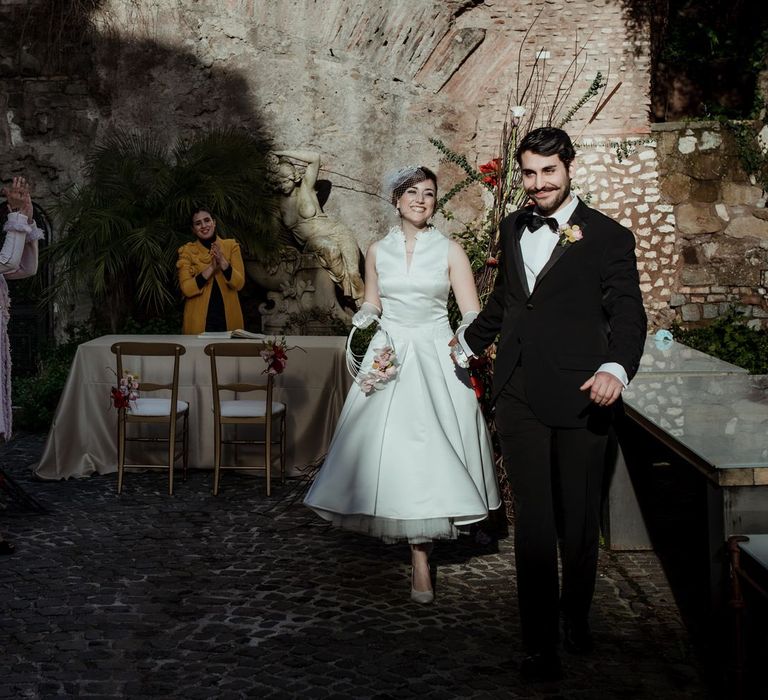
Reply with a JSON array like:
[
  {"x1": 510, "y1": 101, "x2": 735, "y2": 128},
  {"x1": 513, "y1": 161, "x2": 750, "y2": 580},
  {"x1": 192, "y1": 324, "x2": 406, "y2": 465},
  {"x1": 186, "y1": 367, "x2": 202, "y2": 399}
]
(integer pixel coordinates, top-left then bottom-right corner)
[{"x1": 304, "y1": 166, "x2": 500, "y2": 603}]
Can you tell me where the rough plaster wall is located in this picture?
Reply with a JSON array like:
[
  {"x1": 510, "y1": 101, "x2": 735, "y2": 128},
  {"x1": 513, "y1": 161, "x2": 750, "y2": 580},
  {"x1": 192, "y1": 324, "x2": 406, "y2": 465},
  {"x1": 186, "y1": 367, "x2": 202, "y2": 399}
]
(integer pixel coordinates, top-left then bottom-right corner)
[
  {"x1": 11, "y1": 0, "x2": 651, "y2": 229},
  {"x1": 2, "y1": 0, "x2": 660, "y2": 317}
]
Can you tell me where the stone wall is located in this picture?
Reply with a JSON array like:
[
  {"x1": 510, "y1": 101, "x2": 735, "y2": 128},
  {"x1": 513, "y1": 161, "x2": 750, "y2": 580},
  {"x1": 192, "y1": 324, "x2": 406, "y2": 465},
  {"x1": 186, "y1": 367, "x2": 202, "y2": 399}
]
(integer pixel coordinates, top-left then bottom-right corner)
[
  {"x1": 573, "y1": 138, "x2": 676, "y2": 329},
  {"x1": 1, "y1": 0, "x2": 661, "y2": 328},
  {"x1": 655, "y1": 121, "x2": 768, "y2": 329}
]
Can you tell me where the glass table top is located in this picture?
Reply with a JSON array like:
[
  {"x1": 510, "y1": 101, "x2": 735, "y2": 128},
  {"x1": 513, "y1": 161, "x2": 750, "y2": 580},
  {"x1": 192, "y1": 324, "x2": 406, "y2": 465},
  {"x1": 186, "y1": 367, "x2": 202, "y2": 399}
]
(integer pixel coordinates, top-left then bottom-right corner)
[
  {"x1": 623, "y1": 374, "x2": 768, "y2": 469},
  {"x1": 739, "y1": 534, "x2": 768, "y2": 570},
  {"x1": 638, "y1": 336, "x2": 747, "y2": 375}
]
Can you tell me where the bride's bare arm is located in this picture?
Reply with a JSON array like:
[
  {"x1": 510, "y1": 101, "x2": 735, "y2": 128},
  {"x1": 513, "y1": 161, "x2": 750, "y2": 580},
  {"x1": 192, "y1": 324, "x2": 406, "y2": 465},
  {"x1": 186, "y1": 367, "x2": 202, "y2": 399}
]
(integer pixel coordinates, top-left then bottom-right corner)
[
  {"x1": 363, "y1": 241, "x2": 381, "y2": 310},
  {"x1": 448, "y1": 240, "x2": 480, "y2": 316}
]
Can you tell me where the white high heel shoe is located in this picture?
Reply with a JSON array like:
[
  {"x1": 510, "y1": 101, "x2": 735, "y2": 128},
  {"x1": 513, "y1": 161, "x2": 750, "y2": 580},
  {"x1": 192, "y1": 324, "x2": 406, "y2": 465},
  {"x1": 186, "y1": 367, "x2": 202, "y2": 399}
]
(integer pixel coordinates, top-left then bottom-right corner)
[{"x1": 410, "y1": 565, "x2": 434, "y2": 604}]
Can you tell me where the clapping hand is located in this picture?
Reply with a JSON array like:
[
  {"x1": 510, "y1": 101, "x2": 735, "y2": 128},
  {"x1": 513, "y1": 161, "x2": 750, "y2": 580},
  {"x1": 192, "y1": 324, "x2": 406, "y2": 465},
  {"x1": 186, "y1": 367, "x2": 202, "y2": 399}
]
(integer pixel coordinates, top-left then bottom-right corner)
[
  {"x1": 211, "y1": 241, "x2": 229, "y2": 271},
  {"x1": 2, "y1": 176, "x2": 33, "y2": 221}
]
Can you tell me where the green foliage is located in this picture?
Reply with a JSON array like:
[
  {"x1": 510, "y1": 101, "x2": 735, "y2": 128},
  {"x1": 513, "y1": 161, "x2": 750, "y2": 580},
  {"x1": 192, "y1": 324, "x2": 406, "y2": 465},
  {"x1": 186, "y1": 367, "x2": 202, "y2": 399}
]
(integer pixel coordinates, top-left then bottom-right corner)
[
  {"x1": 610, "y1": 138, "x2": 655, "y2": 164},
  {"x1": 121, "y1": 313, "x2": 183, "y2": 335},
  {"x1": 348, "y1": 323, "x2": 378, "y2": 359},
  {"x1": 44, "y1": 128, "x2": 280, "y2": 331},
  {"x1": 728, "y1": 113, "x2": 768, "y2": 195},
  {"x1": 557, "y1": 73, "x2": 607, "y2": 128},
  {"x1": 429, "y1": 137, "x2": 490, "y2": 212},
  {"x1": 656, "y1": 0, "x2": 768, "y2": 119},
  {"x1": 672, "y1": 310, "x2": 768, "y2": 374},
  {"x1": 12, "y1": 324, "x2": 95, "y2": 432}
]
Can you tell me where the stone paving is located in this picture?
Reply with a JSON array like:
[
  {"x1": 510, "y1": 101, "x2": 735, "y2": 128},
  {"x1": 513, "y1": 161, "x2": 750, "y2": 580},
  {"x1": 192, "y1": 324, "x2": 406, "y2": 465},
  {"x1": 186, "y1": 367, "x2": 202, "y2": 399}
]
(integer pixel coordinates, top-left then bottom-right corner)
[{"x1": 1, "y1": 434, "x2": 714, "y2": 699}]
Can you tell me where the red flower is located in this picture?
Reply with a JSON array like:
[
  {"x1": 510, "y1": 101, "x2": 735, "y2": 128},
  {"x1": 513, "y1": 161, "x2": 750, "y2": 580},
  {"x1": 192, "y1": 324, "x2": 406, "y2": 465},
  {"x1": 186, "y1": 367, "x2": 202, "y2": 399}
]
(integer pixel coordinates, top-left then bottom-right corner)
[
  {"x1": 469, "y1": 374, "x2": 483, "y2": 400},
  {"x1": 111, "y1": 387, "x2": 130, "y2": 409},
  {"x1": 478, "y1": 158, "x2": 501, "y2": 188},
  {"x1": 485, "y1": 257, "x2": 498, "y2": 267}
]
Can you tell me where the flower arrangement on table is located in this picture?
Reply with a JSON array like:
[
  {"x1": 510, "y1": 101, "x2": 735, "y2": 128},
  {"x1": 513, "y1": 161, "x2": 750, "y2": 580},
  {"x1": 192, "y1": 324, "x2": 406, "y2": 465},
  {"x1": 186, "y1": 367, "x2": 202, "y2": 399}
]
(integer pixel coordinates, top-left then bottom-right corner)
[
  {"x1": 260, "y1": 336, "x2": 304, "y2": 375},
  {"x1": 111, "y1": 371, "x2": 139, "y2": 410},
  {"x1": 357, "y1": 345, "x2": 398, "y2": 395}
]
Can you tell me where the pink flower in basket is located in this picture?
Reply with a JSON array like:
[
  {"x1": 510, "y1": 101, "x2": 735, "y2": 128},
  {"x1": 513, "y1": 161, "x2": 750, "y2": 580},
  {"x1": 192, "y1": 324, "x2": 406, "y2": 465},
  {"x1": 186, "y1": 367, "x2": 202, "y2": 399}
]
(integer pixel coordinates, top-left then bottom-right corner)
[{"x1": 357, "y1": 345, "x2": 398, "y2": 394}]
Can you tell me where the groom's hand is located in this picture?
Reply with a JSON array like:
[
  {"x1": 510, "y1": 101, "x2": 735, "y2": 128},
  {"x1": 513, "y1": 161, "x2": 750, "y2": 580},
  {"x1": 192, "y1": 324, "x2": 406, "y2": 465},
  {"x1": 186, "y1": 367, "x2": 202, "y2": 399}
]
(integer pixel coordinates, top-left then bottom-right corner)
[
  {"x1": 448, "y1": 336, "x2": 460, "y2": 366},
  {"x1": 580, "y1": 371, "x2": 623, "y2": 407}
]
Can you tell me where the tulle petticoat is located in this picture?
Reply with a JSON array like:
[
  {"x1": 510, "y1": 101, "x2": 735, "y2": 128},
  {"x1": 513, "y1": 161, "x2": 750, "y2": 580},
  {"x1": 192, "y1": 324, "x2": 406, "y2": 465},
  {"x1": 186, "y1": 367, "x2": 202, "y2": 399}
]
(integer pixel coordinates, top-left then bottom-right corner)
[{"x1": 311, "y1": 510, "x2": 463, "y2": 544}]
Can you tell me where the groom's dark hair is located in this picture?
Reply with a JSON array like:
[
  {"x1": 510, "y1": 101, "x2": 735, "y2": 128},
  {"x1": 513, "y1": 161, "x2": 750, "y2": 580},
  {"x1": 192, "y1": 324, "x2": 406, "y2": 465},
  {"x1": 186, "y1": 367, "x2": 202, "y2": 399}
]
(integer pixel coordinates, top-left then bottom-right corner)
[{"x1": 515, "y1": 127, "x2": 575, "y2": 169}]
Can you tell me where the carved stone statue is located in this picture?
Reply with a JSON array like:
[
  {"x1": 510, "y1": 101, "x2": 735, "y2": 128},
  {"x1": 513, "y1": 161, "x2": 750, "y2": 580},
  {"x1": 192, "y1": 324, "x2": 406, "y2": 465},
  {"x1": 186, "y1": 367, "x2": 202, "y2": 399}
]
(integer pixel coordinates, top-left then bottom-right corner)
[
  {"x1": 268, "y1": 150, "x2": 364, "y2": 305},
  {"x1": 244, "y1": 248, "x2": 351, "y2": 335}
]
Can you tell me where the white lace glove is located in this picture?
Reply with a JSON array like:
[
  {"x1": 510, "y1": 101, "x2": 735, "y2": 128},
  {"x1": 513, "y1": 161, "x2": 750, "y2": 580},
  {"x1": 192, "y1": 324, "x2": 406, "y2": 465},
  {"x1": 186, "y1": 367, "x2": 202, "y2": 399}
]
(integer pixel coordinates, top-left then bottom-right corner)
[
  {"x1": 351, "y1": 302, "x2": 381, "y2": 329},
  {"x1": 451, "y1": 311, "x2": 479, "y2": 369}
]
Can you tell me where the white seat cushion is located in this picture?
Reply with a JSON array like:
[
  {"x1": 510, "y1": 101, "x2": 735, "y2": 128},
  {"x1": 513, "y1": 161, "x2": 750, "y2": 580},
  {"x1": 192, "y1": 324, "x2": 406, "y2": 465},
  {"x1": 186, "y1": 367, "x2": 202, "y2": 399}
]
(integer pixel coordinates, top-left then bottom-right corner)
[
  {"x1": 129, "y1": 398, "x2": 189, "y2": 417},
  {"x1": 219, "y1": 400, "x2": 286, "y2": 418}
]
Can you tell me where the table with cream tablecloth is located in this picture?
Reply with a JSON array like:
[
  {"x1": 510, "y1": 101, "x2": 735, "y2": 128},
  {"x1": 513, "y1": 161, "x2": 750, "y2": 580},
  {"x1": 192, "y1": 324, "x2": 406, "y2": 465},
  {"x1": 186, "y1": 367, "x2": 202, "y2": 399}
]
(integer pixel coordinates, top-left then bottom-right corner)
[{"x1": 34, "y1": 335, "x2": 353, "y2": 480}]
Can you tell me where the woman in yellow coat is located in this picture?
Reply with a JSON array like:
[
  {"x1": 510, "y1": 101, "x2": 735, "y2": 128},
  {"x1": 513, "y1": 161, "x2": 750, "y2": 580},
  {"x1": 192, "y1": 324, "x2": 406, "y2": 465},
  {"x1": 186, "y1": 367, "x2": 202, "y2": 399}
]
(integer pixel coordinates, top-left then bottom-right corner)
[{"x1": 177, "y1": 208, "x2": 245, "y2": 334}]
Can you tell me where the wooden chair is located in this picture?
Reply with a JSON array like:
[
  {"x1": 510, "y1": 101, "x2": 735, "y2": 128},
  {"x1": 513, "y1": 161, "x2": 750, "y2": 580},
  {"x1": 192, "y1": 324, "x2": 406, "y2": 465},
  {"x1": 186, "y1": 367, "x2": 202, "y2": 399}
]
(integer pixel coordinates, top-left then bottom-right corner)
[
  {"x1": 204, "y1": 342, "x2": 286, "y2": 496},
  {"x1": 727, "y1": 534, "x2": 768, "y2": 699},
  {"x1": 110, "y1": 342, "x2": 189, "y2": 495}
]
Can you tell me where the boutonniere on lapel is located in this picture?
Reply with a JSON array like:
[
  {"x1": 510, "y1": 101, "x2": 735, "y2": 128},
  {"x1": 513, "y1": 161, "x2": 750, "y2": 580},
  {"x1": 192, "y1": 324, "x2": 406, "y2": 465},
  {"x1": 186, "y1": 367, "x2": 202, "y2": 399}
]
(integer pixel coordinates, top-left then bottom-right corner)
[{"x1": 557, "y1": 223, "x2": 583, "y2": 247}]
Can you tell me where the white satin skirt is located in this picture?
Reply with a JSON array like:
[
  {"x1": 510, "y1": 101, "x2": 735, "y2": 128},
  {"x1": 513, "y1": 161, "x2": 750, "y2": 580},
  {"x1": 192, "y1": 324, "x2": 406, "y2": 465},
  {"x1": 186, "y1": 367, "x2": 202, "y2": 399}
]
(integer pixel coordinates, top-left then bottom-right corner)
[{"x1": 304, "y1": 321, "x2": 500, "y2": 543}]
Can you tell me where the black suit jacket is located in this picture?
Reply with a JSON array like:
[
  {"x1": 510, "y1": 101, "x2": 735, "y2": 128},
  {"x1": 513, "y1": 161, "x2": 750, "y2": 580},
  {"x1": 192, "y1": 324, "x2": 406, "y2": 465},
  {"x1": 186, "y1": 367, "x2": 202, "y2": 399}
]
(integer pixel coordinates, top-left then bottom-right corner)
[{"x1": 464, "y1": 200, "x2": 647, "y2": 428}]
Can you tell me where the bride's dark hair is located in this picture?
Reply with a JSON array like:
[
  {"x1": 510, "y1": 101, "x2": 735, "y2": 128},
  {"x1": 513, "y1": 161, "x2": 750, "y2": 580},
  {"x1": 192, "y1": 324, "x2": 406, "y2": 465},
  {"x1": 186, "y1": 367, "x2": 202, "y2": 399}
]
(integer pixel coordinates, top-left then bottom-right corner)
[{"x1": 389, "y1": 166, "x2": 438, "y2": 205}]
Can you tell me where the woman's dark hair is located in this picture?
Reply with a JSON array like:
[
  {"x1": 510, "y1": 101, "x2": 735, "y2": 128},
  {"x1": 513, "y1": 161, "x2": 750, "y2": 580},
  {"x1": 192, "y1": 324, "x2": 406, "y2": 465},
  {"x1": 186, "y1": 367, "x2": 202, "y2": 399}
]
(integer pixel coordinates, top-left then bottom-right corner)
[
  {"x1": 190, "y1": 207, "x2": 215, "y2": 225},
  {"x1": 515, "y1": 127, "x2": 575, "y2": 168},
  {"x1": 390, "y1": 166, "x2": 438, "y2": 205}
]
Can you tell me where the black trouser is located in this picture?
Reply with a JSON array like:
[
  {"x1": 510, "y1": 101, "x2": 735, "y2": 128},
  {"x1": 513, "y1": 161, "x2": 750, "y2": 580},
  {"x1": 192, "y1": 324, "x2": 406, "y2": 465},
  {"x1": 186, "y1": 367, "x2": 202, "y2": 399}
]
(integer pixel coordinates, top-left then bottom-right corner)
[{"x1": 495, "y1": 368, "x2": 608, "y2": 654}]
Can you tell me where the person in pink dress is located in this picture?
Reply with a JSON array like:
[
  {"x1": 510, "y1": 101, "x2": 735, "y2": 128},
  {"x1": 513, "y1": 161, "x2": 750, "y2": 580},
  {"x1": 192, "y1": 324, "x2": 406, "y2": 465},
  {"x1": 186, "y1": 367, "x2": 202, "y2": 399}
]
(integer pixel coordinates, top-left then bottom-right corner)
[{"x1": 0, "y1": 176, "x2": 44, "y2": 555}]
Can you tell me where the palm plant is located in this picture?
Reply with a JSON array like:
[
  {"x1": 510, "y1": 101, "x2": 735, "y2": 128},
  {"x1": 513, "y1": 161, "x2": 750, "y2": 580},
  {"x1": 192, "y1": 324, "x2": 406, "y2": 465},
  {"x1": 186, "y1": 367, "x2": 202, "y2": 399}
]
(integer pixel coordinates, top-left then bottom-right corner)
[{"x1": 44, "y1": 128, "x2": 280, "y2": 331}]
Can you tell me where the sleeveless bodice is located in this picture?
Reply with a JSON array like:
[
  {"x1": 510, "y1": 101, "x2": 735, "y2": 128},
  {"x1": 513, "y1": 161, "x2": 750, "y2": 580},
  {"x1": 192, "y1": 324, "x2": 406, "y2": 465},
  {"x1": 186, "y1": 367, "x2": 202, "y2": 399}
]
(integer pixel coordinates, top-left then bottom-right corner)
[{"x1": 375, "y1": 227, "x2": 451, "y2": 330}]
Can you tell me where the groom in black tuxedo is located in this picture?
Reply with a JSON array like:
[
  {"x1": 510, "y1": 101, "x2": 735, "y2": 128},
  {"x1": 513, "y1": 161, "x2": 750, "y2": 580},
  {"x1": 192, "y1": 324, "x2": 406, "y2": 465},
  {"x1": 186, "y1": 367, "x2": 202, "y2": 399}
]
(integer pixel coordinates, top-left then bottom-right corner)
[{"x1": 453, "y1": 127, "x2": 646, "y2": 681}]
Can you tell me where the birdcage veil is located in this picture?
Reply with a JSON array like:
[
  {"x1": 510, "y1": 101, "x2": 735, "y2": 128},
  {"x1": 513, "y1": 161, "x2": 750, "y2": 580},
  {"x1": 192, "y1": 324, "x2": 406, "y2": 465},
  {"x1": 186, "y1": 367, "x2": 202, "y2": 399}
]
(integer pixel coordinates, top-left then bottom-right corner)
[{"x1": 383, "y1": 165, "x2": 437, "y2": 205}]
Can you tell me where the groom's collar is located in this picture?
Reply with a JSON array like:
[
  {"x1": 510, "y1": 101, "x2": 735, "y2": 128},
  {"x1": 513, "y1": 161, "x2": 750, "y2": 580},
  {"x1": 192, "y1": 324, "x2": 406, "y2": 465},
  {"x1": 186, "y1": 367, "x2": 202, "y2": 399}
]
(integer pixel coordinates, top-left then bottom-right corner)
[{"x1": 533, "y1": 195, "x2": 580, "y2": 228}]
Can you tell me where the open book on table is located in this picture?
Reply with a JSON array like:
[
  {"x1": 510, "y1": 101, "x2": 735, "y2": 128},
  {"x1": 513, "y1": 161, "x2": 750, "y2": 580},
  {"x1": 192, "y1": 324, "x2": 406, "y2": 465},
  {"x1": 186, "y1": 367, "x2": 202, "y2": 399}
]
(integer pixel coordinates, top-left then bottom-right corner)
[
  {"x1": 231, "y1": 329, "x2": 267, "y2": 340},
  {"x1": 196, "y1": 329, "x2": 267, "y2": 340}
]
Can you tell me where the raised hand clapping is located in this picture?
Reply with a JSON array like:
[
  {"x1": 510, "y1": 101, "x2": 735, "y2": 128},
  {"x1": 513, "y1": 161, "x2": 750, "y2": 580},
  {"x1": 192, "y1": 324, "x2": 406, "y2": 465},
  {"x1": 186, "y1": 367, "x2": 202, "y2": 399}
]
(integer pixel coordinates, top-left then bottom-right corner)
[
  {"x1": 211, "y1": 241, "x2": 230, "y2": 271},
  {"x1": 2, "y1": 176, "x2": 33, "y2": 222}
]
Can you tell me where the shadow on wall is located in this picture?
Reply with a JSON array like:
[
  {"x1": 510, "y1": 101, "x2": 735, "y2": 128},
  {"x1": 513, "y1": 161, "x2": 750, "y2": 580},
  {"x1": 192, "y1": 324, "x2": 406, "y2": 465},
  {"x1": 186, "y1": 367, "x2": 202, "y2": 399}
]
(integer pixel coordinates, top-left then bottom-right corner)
[
  {"x1": 0, "y1": 0, "x2": 284, "y2": 331},
  {"x1": 1, "y1": 0, "x2": 265, "y2": 144}
]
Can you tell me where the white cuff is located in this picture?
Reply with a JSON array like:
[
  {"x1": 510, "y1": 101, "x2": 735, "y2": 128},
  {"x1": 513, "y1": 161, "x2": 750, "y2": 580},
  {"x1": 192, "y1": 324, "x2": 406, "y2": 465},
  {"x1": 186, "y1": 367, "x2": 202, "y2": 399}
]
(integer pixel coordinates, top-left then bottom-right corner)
[
  {"x1": 4, "y1": 212, "x2": 43, "y2": 242},
  {"x1": 352, "y1": 301, "x2": 381, "y2": 329},
  {"x1": 596, "y1": 362, "x2": 628, "y2": 387}
]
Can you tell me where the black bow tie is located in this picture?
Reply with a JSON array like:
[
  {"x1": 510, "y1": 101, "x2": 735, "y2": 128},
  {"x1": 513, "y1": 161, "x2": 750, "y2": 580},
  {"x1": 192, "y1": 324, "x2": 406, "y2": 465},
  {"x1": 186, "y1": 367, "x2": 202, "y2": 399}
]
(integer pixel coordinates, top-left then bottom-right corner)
[{"x1": 520, "y1": 212, "x2": 559, "y2": 233}]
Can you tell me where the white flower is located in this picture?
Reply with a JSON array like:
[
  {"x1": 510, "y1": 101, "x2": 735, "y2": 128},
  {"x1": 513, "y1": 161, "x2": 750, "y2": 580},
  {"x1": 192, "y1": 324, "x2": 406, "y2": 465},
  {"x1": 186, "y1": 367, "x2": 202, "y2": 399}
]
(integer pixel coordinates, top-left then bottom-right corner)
[{"x1": 511, "y1": 105, "x2": 526, "y2": 118}]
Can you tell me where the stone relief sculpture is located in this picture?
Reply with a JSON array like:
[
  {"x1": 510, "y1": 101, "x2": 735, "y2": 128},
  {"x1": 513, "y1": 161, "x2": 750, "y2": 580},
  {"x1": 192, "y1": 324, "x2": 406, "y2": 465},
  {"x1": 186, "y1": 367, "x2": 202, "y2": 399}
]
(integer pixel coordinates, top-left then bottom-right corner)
[
  {"x1": 269, "y1": 150, "x2": 364, "y2": 301},
  {"x1": 247, "y1": 149, "x2": 365, "y2": 334}
]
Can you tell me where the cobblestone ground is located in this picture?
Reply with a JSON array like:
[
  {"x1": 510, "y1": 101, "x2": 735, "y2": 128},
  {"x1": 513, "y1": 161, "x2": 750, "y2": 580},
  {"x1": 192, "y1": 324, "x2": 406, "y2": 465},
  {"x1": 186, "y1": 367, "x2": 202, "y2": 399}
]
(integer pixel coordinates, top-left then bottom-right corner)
[{"x1": 1, "y1": 434, "x2": 712, "y2": 699}]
